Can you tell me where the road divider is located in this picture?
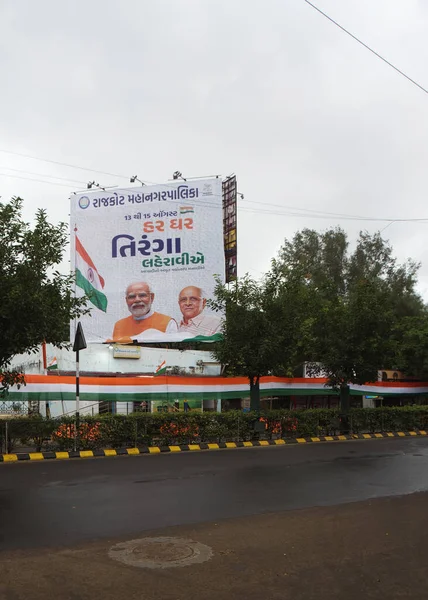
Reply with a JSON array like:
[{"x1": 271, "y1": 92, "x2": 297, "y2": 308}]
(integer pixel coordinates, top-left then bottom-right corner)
[{"x1": 0, "y1": 430, "x2": 426, "y2": 463}]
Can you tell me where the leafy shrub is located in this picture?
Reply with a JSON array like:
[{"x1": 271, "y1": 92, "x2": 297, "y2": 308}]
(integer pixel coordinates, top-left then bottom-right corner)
[
  {"x1": 2, "y1": 407, "x2": 428, "y2": 452},
  {"x1": 51, "y1": 418, "x2": 102, "y2": 451}
]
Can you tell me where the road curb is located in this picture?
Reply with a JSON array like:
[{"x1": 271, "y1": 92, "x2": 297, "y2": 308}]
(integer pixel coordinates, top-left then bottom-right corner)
[{"x1": 0, "y1": 430, "x2": 426, "y2": 462}]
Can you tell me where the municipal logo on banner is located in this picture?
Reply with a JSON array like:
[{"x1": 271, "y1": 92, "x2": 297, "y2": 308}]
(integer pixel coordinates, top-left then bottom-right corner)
[
  {"x1": 78, "y1": 196, "x2": 90, "y2": 210},
  {"x1": 202, "y1": 183, "x2": 213, "y2": 196}
]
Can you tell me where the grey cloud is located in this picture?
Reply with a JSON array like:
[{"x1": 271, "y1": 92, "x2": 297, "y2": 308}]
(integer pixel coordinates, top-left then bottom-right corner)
[{"x1": 1, "y1": 0, "x2": 428, "y2": 295}]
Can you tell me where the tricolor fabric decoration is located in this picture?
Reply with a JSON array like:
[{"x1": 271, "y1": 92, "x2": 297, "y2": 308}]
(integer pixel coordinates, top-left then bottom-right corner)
[
  {"x1": 75, "y1": 236, "x2": 108, "y2": 312},
  {"x1": 154, "y1": 360, "x2": 167, "y2": 376},
  {"x1": 5, "y1": 376, "x2": 428, "y2": 404}
]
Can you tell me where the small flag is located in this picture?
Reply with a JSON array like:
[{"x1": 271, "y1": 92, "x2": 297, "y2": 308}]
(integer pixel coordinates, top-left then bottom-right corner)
[
  {"x1": 154, "y1": 360, "x2": 167, "y2": 376},
  {"x1": 180, "y1": 206, "x2": 194, "y2": 215},
  {"x1": 47, "y1": 357, "x2": 58, "y2": 371},
  {"x1": 75, "y1": 236, "x2": 108, "y2": 312}
]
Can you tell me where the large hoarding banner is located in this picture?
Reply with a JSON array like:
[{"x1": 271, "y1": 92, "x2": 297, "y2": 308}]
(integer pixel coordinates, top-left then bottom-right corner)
[
  {"x1": 222, "y1": 175, "x2": 237, "y2": 283},
  {"x1": 70, "y1": 178, "x2": 224, "y2": 344}
]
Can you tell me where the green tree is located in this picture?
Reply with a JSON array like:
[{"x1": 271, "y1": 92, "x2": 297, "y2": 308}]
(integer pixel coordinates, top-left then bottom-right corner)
[
  {"x1": 392, "y1": 310, "x2": 428, "y2": 380},
  {"x1": 0, "y1": 197, "x2": 87, "y2": 393},
  {"x1": 209, "y1": 273, "x2": 314, "y2": 410},
  {"x1": 273, "y1": 228, "x2": 424, "y2": 417}
]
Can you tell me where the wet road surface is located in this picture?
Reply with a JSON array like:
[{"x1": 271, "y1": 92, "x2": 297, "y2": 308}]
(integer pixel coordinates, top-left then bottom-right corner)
[{"x1": 1, "y1": 436, "x2": 428, "y2": 550}]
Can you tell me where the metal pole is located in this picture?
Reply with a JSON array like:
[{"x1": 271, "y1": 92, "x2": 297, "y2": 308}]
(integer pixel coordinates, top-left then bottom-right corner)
[
  {"x1": 74, "y1": 348, "x2": 80, "y2": 451},
  {"x1": 72, "y1": 321, "x2": 86, "y2": 450},
  {"x1": 42, "y1": 341, "x2": 47, "y2": 417}
]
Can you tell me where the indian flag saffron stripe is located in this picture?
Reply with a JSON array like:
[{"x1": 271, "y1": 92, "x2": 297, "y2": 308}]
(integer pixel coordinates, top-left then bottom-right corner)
[
  {"x1": 6, "y1": 375, "x2": 428, "y2": 401},
  {"x1": 24, "y1": 375, "x2": 331, "y2": 386},
  {"x1": 75, "y1": 236, "x2": 108, "y2": 312}
]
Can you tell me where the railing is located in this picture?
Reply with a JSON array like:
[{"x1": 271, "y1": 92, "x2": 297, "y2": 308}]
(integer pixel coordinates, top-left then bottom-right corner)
[
  {"x1": 0, "y1": 401, "x2": 28, "y2": 416},
  {"x1": 1, "y1": 407, "x2": 427, "y2": 454}
]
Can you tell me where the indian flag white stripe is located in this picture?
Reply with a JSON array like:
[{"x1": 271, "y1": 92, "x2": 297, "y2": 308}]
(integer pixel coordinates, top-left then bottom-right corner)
[
  {"x1": 75, "y1": 236, "x2": 108, "y2": 312},
  {"x1": 8, "y1": 379, "x2": 428, "y2": 397}
]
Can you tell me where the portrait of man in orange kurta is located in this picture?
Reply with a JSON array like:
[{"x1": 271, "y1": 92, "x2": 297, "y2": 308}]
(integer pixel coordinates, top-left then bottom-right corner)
[{"x1": 111, "y1": 281, "x2": 177, "y2": 343}]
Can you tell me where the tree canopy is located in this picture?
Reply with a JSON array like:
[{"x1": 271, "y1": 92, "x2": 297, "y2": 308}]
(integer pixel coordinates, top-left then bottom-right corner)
[
  {"x1": 211, "y1": 227, "x2": 425, "y2": 411},
  {"x1": 272, "y1": 228, "x2": 424, "y2": 388},
  {"x1": 0, "y1": 197, "x2": 87, "y2": 392},
  {"x1": 209, "y1": 271, "x2": 316, "y2": 409}
]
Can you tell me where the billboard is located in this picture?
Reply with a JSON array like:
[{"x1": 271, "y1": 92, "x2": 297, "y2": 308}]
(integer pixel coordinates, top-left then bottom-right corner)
[
  {"x1": 70, "y1": 178, "x2": 224, "y2": 344},
  {"x1": 222, "y1": 175, "x2": 237, "y2": 282}
]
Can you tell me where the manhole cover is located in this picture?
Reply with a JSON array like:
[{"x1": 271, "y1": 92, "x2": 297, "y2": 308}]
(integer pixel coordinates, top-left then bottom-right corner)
[{"x1": 108, "y1": 536, "x2": 213, "y2": 569}]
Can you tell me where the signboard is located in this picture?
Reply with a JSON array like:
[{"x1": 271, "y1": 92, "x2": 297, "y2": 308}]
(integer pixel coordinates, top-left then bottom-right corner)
[
  {"x1": 70, "y1": 179, "x2": 224, "y2": 344},
  {"x1": 113, "y1": 345, "x2": 141, "y2": 359},
  {"x1": 222, "y1": 175, "x2": 237, "y2": 283}
]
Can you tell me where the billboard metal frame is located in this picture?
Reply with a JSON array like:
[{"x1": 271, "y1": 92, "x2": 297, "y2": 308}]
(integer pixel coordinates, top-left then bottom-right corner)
[{"x1": 222, "y1": 175, "x2": 237, "y2": 283}]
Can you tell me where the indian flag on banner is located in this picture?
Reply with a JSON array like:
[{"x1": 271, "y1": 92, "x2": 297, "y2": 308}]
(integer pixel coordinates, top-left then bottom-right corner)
[
  {"x1": 179, "y1": 206, "x2": 194, "y2": 215},
  {"x1": 75, "y1": 236, "x2": 108, "y2": 312},
  {"x1": 154, "y1": 360, "x2": 167, "y2": 376},
  {"x1": 47, "y1": 357, "x2": 58, "y2": 371}
]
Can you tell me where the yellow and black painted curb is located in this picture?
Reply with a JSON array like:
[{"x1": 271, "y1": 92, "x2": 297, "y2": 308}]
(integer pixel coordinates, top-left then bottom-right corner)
[{"x1": 0, "y1": 430, "x2": 426, "y2": 463}]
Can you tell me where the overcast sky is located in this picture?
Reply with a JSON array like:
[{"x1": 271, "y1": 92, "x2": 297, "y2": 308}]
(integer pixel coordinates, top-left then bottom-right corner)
[{"x1": 1, "y1": 0, "x2": 428, "y2": 295}]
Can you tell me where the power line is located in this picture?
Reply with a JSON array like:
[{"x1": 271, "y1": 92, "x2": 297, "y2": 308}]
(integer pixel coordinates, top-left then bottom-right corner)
[
  {"x1": 0, "y1": 166, "x2": 87, "y2": 186},
  {"x1": 0, "y1": 172, "x2": 77, "y2": 188},
  {"x1": 240, "y1": 198, "x2": 369, "y2": 220},
  {"x1": 239, "y1": 205, "x2": 428, "y2": 223},
  {"x1": 303, "y1": 0, "x2": 428, "y2": 96},
  {"x1": 1, "y1": 158, "x2": 427, "y2": 224},
  {"x1": 0, "y1": 148, "x2": 211, "y2": 191},
  {"x1": 0, "y1": 147, "x2": 224, "y2": 191},
  {"x1": 0, "y1": 149, "x2": 129, "y2": 180}
]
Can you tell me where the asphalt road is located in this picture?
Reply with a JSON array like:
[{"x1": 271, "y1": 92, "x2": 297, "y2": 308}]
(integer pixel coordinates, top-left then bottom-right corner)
[
  {"x1": 1, "y1": 437, "x2": 428, "y2": 550},
  {"x1": 2, "y1": 438, "x2": 428, "y2": 600}
]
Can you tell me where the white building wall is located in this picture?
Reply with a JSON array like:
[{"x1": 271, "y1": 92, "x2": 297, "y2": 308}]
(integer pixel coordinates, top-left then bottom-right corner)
[
  {"x1": 8, "y1": 344, "x2": 221, "y2": 418},
  {"x1": 10, "y1": 344, "x2": 221, "y2": 376}
]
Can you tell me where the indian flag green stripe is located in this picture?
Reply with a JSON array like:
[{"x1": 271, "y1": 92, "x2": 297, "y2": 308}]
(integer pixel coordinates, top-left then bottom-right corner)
[
  {"x1": 182, "y1": 333, "x2": 223, "y2": 343},
  {"x1": 76, "y1": 268, "x2": 108, "y2": 312},
  {"x1": 4, "y1": 387, "x2": 337, "y2": 402}
]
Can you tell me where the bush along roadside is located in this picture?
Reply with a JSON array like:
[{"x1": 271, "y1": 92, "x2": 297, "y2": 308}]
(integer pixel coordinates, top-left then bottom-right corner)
[{"x1": 1, "y1": 407, "x2": 428, "y2": 453}]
